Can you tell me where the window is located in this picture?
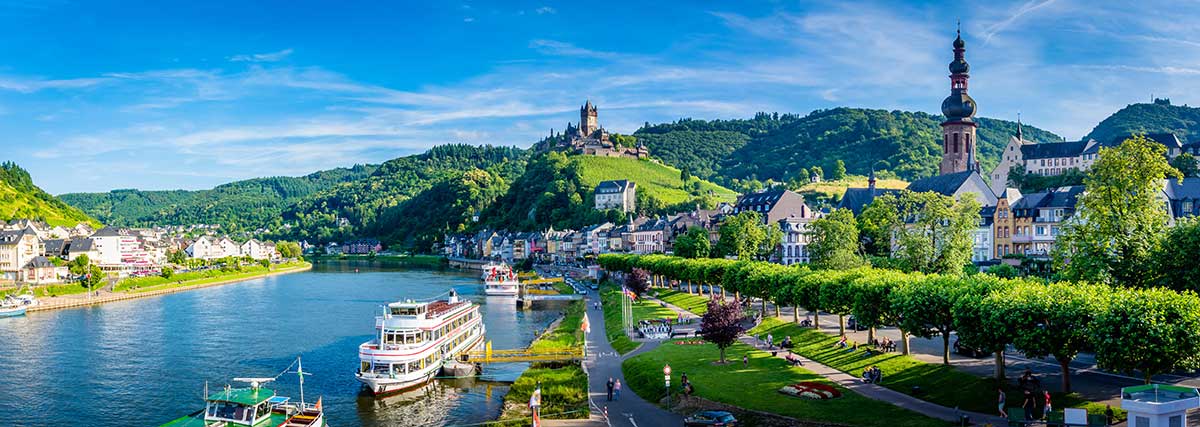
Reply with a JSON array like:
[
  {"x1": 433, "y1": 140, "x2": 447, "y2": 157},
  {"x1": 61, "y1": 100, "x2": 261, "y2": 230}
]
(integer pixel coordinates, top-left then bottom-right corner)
[
  {"x1": 953, "y1": 133, "x2": 960, "y2": 153},
  {"x1": 1184, "y1": 200, "x2": 1194, "y2": 214},
  {"x1": 1036, "y1": 226, "x2": 1046, "y2": 236}
]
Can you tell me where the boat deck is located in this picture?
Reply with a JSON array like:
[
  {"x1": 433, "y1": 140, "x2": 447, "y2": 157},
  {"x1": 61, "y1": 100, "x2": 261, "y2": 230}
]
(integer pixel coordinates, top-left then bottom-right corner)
[
  {"x1": 425, "y1": 300, "x2": 468, "y2": 318},
  {"x1": 160, "y1": 411, "x2": 291, "y2": 427}
]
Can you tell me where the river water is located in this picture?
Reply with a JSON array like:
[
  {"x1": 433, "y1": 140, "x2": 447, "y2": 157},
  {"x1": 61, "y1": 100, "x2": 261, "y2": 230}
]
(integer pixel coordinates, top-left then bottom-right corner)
[{"x1": 0, "y1": 261, "x2": 561, "y2": 427}]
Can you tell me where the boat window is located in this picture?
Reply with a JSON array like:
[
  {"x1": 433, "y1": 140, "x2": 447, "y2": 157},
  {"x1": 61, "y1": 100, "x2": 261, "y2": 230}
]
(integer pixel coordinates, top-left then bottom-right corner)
[
  {"x1": 408, "y1": 361, "x2": 421, "y2": 372},
  {"x1": 206, "y1": 402, "x2": 251, "y2": 422}
]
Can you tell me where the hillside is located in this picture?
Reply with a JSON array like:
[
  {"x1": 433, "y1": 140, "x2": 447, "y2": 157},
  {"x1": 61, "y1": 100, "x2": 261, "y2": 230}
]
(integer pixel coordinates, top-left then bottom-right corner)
[
  {"x1": 1084, "y1": 99, "x2": 1200, "y2": 143},
  {"x1": 794, "y1": 175, "x2": 910, "y2": 209},
  {"x1": 60, "y1": 165, "x2": 378, "y2": 232},
  {"x1": 0, "y1": 162, "x2": 99, "y2": 227},
  {"x1": 635, "y1": 108, "x2": 1062, "y2": 189},
  {"x1": 482, "y1": 153, "x2": 737, "y2": 231}
]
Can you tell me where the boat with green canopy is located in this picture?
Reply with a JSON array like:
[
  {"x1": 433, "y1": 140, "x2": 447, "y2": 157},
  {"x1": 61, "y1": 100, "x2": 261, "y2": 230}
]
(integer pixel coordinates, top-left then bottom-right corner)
[{"x1": 160, "y1": 356, "x2": 326, "y2": 427}]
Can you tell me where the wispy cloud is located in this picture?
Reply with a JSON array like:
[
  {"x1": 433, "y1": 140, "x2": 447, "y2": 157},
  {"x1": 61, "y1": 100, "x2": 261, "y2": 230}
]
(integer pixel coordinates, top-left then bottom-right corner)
[
  {"x1": 0, "y1": 75, "x2": 110, "y2": 93},
  {"x1": 229, "y1": 48, "x2": 294, "y2": 63},
  {"x1": 981, "y1": 0, "x2": 1060, "y2": 43},
  {"x1": 535, "y1": 6, "x2": 555, "y2": 14}
]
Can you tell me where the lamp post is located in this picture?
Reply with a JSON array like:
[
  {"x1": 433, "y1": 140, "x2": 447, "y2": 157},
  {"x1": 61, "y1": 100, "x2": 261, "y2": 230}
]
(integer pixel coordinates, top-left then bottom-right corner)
[{"x1": 664, "y1": 364, "x2": 672, "y2": 411}]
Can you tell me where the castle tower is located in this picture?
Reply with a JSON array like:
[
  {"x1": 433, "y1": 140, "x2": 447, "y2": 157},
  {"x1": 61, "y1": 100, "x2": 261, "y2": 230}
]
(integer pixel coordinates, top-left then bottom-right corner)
[
  {"x1": 939, "y1": 27, "x2": 979, "y2": 175},
  {"x1": 581, "y1": 100, "x2": 598, "y2": 136}
]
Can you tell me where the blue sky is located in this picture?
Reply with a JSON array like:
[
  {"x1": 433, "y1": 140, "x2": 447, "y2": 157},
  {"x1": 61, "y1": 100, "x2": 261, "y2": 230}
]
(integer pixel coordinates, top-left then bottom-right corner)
[{"x1": 2, "y1": 0, "x2": 1197, "y2": 194}]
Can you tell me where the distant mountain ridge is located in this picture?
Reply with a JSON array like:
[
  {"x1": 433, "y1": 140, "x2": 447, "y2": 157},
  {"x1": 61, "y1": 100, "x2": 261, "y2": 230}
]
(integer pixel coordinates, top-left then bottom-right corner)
[
  {"x1": 0, "y1": 162, "x2": 99, "y2": 227},
  {"x1": 1084, "y1": 99, "x2": 1200, "y2": 144}
]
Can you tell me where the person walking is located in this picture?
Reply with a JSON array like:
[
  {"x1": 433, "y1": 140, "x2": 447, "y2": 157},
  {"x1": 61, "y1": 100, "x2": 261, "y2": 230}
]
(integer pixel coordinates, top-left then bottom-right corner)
[
  {"x1": 742, "y1": 354, "x2": 748, "y2": 368},
  {"x1": 1043, "y1": 390, "x2": 1052, "y2": 419},
  {"x1": 614, "y1": 379, "x2": 622, "y2": 401},
  {"x1": 606, "y1": 377, "x2": 614, "y2": 401},
  {"x1": 767, "y1": 333, "x2": 774, "y2": 349},
  {"x1": 997, "y1": 388, "x2": 1008, "y2": 419}
]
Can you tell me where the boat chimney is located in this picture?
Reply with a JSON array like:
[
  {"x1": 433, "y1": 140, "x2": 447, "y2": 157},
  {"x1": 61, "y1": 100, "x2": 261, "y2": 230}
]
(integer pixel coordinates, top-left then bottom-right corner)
[{"x1": 448, "y1": 289, "x2": 459, "y2": 304}]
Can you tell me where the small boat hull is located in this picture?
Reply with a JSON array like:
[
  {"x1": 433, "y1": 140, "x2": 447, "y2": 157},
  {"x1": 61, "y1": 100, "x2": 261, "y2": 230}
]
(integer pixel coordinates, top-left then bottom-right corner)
[
  {"x1": 483, "y1": 285, "x2": 519, "y2": 296},
  {"x1": 0, "y1": 306, "x2": 27, "y2": 317},
  {"x1": 357, "y1": 370, "x2": 437, "y2": 396}
]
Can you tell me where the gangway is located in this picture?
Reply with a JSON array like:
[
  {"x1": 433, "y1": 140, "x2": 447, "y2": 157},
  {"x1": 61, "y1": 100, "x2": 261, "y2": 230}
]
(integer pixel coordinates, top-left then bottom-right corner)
[{"x1": 462, "y1": 341, "x2": 584, "y2": 364}]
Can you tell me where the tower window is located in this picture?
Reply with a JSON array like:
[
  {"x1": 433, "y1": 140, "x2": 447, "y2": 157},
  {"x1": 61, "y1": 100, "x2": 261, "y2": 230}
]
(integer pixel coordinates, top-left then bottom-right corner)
[{"x1": 953, "y1": 133, "x2": 960, "y2": 153}]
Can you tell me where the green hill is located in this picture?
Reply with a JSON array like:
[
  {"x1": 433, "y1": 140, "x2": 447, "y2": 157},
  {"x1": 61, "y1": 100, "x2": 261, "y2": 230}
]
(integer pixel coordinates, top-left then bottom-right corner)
[
  {"x1": 636, "y1": 108, "x2": 1062, "y2": 190},
  {"x1": 1084, "y1": 99, "x2": 1200, "y2": 143},
  {"x1": 60, "y1": 164, "x2": 378, "y2": 232},
  {"x1": 0, "y1": 162, "x2": 99, "y2": 227},
  {"x1": 482, "y1": 153, "x2": 736, "y2": 231}
]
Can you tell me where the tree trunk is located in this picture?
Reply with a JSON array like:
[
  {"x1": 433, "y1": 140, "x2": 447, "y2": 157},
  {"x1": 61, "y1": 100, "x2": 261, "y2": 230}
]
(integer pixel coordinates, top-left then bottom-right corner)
[
  {"x1": 814, "y1": 311, "x2": 820, "y2": 329},
  {"x1": 774, "y1": 303, "x2": 780, "y2": 318},
  {"x1": 719, "y1": 347, "x2": 726, "y2": 364},
  {"x1": 793, "y1": 307, "x2": 800, "y2": 323},
  {"x1": 941, "y1": 333, "x2": 951, "y2": 365},
  {"x1": 838, "y1": 315, "x2": 845, "y2": 336},
  {"x1": 995, "y1": 351, "x2": 1006, "y2": 383},
  {"x1": 1060, "y1": 358, "x2": 1072, "y2": 393},
  {"x1": 901, "y1": 330, "x2": 910, "y2": 355},
  {"x1": 868, "y1": 327, "x2": 875, "y2": 344},
  {"x1": 761, "y1": 298, "x2": 767, "y2": 316},
  {"x1": 720, "y1": 287, "x2": 726, "y2": 299}
]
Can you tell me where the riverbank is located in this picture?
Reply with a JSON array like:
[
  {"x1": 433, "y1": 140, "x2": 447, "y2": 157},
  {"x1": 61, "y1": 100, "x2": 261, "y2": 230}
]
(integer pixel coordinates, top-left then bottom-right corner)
[
  {"x1": 27, "y1": 261, "x2": 312, "y2": 312},
  {"x1": 309, "y1": 254, "x2": 447, "y2": 268},
  {"x1": 497, "y1": 299, "x2": 589, "y2": 425}
]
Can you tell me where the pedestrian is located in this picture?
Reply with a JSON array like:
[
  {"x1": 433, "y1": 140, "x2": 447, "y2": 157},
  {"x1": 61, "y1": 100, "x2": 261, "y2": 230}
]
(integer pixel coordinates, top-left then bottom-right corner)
[
  {"x1": 742, "y1": 354, "x2": 748, "y2": 368},
  {"x1": 997, "y1": 387, "x2": 1007, "y2": 419},
  {"x1": 1105, "y1": 404, "x2": 1114, "y2": 425},
  {"x1": 681, "y1": 372, "x2": 688, "y2": 386},
  {"x1": 1022, "y1": 391, "x2": 1034, "y2": 421},
  {"x1": 767, "y1": 333, "x2": 774, "y2": 349},
  {"x1": 606, "y1": 377, "x2": 614, "y2": 401},
  {"x1": 1043, "y1": 390, "x2": 1052, "y2": 419},
  {"x1": 614, "y1": 379, "x2": 622, "y2": 400}
]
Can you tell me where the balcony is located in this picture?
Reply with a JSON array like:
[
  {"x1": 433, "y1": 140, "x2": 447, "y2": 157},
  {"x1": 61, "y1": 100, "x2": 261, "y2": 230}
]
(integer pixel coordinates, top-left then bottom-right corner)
[{"x1": 1011, "y1": 234, "x2": 1032, "y2": 243}]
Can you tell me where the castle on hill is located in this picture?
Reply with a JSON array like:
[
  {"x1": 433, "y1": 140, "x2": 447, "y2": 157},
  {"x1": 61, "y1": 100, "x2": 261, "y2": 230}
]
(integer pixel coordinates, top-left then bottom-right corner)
[{"x1": 536, "y1": 100, "x2": 649, "y2": 159}]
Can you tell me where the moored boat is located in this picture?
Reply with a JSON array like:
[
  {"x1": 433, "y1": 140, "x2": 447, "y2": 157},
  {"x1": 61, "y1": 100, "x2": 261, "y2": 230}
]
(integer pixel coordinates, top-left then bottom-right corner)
[
  {"x1": 160, "y1": 357, "x2": 326, "y2": 427},
  {"x1": 481, "y1": 262, "x2": 520, "y2": 296},
  {"x1": 0, "y1": 292, "x2": 34, "y2": 317},
  {"x1": 356, "y1": 290, "x2": 485, "y2": 396}
]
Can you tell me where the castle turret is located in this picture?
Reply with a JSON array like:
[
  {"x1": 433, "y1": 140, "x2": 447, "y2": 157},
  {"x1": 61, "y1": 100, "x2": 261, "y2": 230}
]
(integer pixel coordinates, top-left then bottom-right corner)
[
  {"x1": 581, "y1": 100, "x2": 598, "y2": 136},
  {"x1": 939, "y1": 26, "x2": 979, "y2": 175}
]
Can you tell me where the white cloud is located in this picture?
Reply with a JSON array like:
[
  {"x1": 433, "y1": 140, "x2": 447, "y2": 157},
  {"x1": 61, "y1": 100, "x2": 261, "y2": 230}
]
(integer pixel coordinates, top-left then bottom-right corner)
[
  {"x1": 535, "y1": 6, "x2": 555, "y2": 14},
  {"x1": 229, "y1": 48, "x2": 294, "y2": 63}
]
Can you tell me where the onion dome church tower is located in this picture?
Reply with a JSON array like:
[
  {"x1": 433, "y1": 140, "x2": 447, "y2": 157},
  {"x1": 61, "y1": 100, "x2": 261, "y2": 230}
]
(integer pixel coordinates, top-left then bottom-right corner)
[{"x1": 939, "y1": 27, "x2": 979, "y2": 175}]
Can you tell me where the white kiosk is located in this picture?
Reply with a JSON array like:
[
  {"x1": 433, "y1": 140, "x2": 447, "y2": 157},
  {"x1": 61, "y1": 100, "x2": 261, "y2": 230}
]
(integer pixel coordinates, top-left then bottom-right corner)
[{"x1": 1121, "y1": 384, "x2": 1200, "y2": 427}]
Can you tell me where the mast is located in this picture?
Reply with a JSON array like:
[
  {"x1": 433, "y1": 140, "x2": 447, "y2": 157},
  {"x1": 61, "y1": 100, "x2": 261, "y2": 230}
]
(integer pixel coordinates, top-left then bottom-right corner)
[{"x1": 297, "y1": 356, "x2": 306, "y2": 406}]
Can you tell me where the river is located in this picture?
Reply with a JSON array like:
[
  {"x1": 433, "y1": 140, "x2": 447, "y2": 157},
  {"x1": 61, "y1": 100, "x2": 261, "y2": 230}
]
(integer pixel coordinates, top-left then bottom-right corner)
[{"x1": 0, "y1": 261, "x2": 561, "y2": 427}]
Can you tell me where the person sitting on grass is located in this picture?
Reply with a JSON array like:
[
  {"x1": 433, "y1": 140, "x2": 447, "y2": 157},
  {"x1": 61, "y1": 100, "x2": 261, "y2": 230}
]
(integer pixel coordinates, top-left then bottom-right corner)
[
  {"x1": 835, "y1": 335, "x2": 847, "y2": 348},
  {"x1": 846, "y1": 341, "x2": 858, "y2": 353}
]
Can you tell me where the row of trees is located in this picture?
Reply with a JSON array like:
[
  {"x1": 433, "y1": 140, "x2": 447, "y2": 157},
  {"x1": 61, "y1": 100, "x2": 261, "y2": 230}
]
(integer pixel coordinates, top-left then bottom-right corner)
[{"x1": 598, "y1": 253, "x2": 1200, "y2": 392}]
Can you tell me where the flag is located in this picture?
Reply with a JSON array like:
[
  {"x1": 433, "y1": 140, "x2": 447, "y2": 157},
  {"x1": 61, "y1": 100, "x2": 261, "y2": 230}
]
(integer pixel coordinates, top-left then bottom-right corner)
[
  {"x1": 314, "y1": 396, "x2": 322, "y2": 410},
  {"x1": 622, "y1": 286, "x2": 637, "y2": 300}
]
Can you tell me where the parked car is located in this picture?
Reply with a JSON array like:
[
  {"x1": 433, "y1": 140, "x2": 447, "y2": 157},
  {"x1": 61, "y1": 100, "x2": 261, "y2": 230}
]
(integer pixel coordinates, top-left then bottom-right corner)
[
  {"x1": 953, "y1": 339, "x2": 989, "y2": 358},
  {"x1": 684, "y1": 410, "x2": 737, "y2": 427},
  {"x1": 846, "y1": 316, "x2": 869, "y2": 331}
]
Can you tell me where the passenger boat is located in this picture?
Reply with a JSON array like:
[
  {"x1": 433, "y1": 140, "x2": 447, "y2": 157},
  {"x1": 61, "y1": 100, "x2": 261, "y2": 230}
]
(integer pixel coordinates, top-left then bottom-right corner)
[
  {"x1": 481, "y1": 262, "x2": 520, "y2": 296},
  {"x1": 161, "y1": 357, "x2": 326, "y2": 427},
  {"x1": 356, "y1": 290, "x2": 485, "y2": 396}
]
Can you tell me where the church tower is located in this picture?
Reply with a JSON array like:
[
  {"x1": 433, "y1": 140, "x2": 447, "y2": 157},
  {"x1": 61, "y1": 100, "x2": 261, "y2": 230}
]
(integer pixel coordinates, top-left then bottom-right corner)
[
  {"x1": 939, "y1": 27, "x2": 979, "y2": 175},
  {"x1": 581, "y1": 100, "x2": 599, "y2": 136}
]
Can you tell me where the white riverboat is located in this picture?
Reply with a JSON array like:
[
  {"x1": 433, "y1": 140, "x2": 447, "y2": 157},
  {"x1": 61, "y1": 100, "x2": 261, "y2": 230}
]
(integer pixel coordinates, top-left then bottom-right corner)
[
  {"x1": 481, "y1": 263, "x2": 520, "y2": 296},
  {"x1": 356, "y1": 290, "x2": 485, "y2": 396}
]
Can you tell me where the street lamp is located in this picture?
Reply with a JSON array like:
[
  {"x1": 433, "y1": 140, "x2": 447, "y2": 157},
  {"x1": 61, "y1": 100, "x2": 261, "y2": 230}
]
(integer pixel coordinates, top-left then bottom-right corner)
[{"x1": 664, "y1": 364, "x2": 672, "y2": 411}]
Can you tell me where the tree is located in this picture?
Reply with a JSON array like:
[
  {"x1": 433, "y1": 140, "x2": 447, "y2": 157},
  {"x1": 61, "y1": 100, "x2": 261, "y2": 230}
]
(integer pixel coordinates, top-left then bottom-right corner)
[
  {"x1": 717, "y1": 211, "x2": 765, "y2": 260},
  {"x1": 160, "y1": 266, "x2": 174, "y2": 279},
  {"x1": 1004, "y1": 282, "x2": 1105, "y2": 392},
  {"x1": 757, "y1": 221, "x2": 783, "y2": 262},
  {"x1": 819, "y1": 270, "x2": 859, "y2": 336},
  {"x1": 700, "y1": 298, "x2": 744, "y2": 363},
  {"x1": 1170, "y1": 152, "x2": 1199, "y2": 177},
  {"x1": 1054, "y1": 135, "x2": 1181, "y2": 287},
  {"x1": 81, "y1": 265, "x2": 105, "y2": 291},
  {"x1": 625, "y1": 268, "x2": 650, "y2": 297},
  {"x1": 68, "y1": 254, "x2": 91, "y2": 276},
  {"x1": 891, "y1": 275, "x2": 963, "y2": 365},
  {"x1": 1155, "y1": 218, "x2": 1200, "y2": 292},
  {"x1": 831, "y1": 160, "x2": 847, "y2": 180},
  {"x1": 807, "y1": 208, "x2": 866, "y2": 270},
  {"x1": 167, "y1": 249, "x2": 188, "y2": 265},
  {"x1": 1092, "y1": 287, "x2": 1200, "y2": 384},
  {"x1": 811, "y1": 166, "x2": 824, "y2": 181},
  {"x1": 674, "y1": 226, "x2": 712, "y2": 259},
  {"x1": 891, "y1": 191, "x2": 981, "y2": 274},
  {"x1": 858, "y1": 194, "x2": 901, "y2": 256},
  {"x1": 681, "y1": 168, "x2": 693, "y2": 182}
]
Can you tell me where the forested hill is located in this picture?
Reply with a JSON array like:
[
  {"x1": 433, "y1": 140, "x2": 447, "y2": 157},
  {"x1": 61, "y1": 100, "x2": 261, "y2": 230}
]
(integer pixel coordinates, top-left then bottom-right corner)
[
  {"x1": 634, "y1": 108, "x2": 1062, "y2": 189},
  {"x1": 1084, "y1": 99, "x2": 1200, "y2": 144},
  {"x1": 60, "y1": 164, "x2": 378, "y2": 231},
  {"x1": 0, "y1": 162, "x2": 99, "y2": 227}
]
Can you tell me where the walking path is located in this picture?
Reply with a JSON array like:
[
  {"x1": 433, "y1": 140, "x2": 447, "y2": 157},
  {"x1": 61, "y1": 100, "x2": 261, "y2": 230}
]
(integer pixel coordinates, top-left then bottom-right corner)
[{"x1": 582, "y1": 291, "x2": 682, "y2": 427}]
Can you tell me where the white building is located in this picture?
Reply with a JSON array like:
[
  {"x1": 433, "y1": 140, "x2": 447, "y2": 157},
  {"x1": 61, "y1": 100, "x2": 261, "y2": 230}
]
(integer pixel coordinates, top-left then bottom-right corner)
[
  {"x1": 778, "y1": 215, "x2": 817, "y2": 265},
  {"x1": 594, "y1": 180, "x2": 637, "y2": 213},
  {"x1": 0, "y1": 227, "x2": 40, "y2": 281},
  {"x1": 240, "y1": 239, "x2": 273, "y2": 260}
]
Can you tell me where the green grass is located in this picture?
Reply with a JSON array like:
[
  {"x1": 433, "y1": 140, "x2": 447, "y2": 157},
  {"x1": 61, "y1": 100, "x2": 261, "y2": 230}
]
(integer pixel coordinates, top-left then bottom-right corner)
[
  {"x1": 600, "y1": 285, "x2": 678, "y2": 355},
  {"x1": 529, "y1": 300, "x2": 585, "y2": 353},
  {"x1": 574, "y1": 156, "x2": 738, "y2": 205},
  {"x1": 749, "y1": 318, "x2": 1124, "y2": 421},
  {"x1": 0, "y1": 175, "x2": 101, "y2": 228},
  {"x1": 655, "y1": 289, "x2": 711, "y2": 315},
  {"x1": 497, "y1": 363, "x2": 590, "y2": 424},
  {"x1": 622, "y1": 341, "x2": 941, "y2": 427},
  {"x1": 114, "y1": 261, "x2": 308, "y2": 293}
]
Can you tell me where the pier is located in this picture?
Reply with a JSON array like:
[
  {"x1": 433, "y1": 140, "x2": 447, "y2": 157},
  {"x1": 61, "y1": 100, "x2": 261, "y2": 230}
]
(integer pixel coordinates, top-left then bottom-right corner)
[{"x1": 462, "y1": 341, "x2": 584, "y2": 364}]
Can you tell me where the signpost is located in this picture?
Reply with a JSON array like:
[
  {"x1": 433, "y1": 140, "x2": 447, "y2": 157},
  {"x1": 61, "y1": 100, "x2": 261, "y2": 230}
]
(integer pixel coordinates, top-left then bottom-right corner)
[{"x1": 664, "y1": 364, "x2": 672, "y2": 411}]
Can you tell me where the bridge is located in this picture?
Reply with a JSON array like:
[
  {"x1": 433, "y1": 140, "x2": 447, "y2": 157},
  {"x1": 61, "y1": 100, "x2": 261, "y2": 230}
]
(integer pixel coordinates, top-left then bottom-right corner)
[{"x1": 462, "y1": 341, "x2": 584, "y2": 364}]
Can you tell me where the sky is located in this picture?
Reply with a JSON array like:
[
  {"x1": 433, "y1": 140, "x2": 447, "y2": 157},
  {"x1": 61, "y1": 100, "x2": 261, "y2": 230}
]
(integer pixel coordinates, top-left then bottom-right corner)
[{"x1": 2, "y1": 0, "x2": 1199, "y2": 194}]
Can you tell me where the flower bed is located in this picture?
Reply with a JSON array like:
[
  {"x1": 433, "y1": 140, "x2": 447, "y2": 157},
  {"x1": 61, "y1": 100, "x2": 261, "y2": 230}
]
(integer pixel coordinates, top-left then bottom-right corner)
[
  {"x1": 674, "y1": 340, "x2": 706, "y2": 345},
  {"x1": 779, "y1": 382, "x2": 842, "y2": 400}
]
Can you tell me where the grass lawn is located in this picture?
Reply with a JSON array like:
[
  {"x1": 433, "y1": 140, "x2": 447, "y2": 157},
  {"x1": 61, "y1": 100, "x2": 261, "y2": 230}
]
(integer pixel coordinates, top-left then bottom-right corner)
[
  {"x1": 654, "y1": 289, "x2": 711, "y2": 315},
  {"x1": 498, "y1": 363, "x2": 589, "y2": 424},
  {"x1": 530, "y1": 300, "x2": 585, "y2": 353},
  {"x1": 601, "y1": 285, "x2": 678, "y2": 355},
  {"x1": 116, "y1": 261, "x2": 309, "y2": 293},
  {"x1": 622, "y1": 341, "x2": 941, "y2": 427},
  {"x1": 750, "y1": 318, "x2": 1125, "y2": 421}
]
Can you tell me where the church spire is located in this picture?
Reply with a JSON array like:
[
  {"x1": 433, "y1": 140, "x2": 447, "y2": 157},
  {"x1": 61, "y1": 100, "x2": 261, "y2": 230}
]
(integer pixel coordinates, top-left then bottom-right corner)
[{"x1": 1016, "y1": 112, "x2": 1024, "y2": 141}]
